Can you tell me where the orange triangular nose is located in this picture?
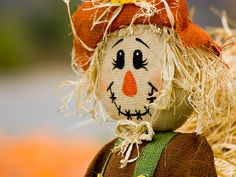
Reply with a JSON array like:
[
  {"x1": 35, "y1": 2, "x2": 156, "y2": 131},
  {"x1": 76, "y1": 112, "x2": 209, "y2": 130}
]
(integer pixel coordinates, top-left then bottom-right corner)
[{"x1": 122, "y1": 70, "x2": 137, "y2": 97}]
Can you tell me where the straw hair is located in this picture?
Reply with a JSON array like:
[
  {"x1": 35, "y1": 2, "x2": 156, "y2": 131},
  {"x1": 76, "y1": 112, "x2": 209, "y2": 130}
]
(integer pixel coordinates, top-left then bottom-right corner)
[
  {"x1": 155, "y1": 27, "x2": 235, "y2": 134},
  {"x1": 180, "y1": 16, "x2": 236, "y2": 176},
  {"x1": 61, "y1": 24, "x2": 234, "y2": 134}
]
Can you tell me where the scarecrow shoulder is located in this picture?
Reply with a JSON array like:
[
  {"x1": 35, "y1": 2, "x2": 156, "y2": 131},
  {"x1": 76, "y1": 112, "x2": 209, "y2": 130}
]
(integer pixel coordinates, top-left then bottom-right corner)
[
  {"x1": 188, "y1": 135, "x2": 217, "y2": 177},
  {"x1": 155, "y1": 133, "x2": 217, "y2": 177},
  {"x1": 84, "y1": 138, "x2": 118, "y2": 177}
]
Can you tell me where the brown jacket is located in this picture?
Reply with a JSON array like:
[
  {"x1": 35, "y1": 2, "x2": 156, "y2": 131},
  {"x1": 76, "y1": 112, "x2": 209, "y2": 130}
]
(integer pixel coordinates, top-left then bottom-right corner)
[{"x1": 85, "y1": 133, "x2": 217, "y2": 177}]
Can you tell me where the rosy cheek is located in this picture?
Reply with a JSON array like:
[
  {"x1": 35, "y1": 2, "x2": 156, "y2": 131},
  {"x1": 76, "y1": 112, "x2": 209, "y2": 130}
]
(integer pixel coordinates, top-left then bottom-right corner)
[
  {"x1": 100, "y1": 82, "x2": 109, "y2": 93},
  {"x1": 151, "y1": 71, "x2": 163, "y2": 90}
]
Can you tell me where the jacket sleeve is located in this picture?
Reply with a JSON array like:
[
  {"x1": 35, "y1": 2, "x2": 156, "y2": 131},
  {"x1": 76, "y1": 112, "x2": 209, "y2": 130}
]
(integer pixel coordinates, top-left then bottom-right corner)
[
  {"x1": 85, "y1": 139, "x2": 116, "y2": 177},
  {"x1": 188, "y1": 135, "x2": 217, "y2": 177}
]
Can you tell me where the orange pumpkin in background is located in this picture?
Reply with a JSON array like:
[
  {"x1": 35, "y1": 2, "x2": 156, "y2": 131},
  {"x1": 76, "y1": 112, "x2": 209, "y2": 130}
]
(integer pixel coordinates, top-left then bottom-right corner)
[{"x1": 0, "y1": 135, "x2": 100, "y2": 177}]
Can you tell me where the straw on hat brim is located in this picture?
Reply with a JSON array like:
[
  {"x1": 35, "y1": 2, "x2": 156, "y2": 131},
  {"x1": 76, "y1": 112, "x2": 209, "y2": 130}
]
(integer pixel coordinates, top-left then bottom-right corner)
[{"x1": 72, "y1": 0, "x2": 221, "y2": 70}]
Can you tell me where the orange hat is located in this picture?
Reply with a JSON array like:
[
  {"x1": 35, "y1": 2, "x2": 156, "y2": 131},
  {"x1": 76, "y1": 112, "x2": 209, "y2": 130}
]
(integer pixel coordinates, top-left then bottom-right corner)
[{"x1": 72, "y1": 0, "x2": 221, "y2": 70}]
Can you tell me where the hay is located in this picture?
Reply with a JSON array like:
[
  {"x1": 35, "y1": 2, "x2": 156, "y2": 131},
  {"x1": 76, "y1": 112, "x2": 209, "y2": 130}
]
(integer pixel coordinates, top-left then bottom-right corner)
[
  {"x1": 180, "y1": 10, "x2": 236, "y2": 177},
  {"x1": 113, "y1": 120, "x2": 155, "y2": 168}
]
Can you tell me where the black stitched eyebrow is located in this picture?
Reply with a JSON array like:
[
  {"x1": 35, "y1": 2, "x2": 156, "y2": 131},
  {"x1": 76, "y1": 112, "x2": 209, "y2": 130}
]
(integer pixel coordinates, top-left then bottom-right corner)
[
  {"x1": 135, "y1": 38, "x2": 150, "y2": 49},
  {"x1": 112, "y1": 38, "x2": 124, "y2": 48}
]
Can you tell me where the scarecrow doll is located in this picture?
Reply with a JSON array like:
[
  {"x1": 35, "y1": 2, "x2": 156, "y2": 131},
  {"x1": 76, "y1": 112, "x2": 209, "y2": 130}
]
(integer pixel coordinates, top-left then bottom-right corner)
[{"x1": 62, "y1": 0, "x2": 235, "y2": 176}]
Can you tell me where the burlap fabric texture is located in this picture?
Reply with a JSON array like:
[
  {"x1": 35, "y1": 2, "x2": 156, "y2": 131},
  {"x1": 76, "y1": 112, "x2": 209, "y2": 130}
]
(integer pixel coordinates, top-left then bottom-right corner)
[{"x1": 85, "y1": 133, "x2": 217, "y2": 177}]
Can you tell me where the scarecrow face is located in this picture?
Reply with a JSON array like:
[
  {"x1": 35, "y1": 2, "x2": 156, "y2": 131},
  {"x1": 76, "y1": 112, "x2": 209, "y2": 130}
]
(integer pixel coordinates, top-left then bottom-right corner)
[{"x1": 99, "y1": 29, "x2": 164, "y2": 122}]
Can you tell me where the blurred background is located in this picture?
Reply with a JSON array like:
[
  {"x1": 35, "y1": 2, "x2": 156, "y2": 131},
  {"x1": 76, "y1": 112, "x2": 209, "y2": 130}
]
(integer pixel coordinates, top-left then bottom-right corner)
[{"x1": 0, "y1": 0, "x2": 236, "y2": 176}]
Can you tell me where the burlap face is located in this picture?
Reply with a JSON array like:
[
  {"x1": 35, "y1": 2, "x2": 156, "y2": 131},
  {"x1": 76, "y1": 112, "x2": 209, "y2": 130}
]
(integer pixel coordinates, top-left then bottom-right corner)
[
  {"x1": 100, "y1": 29, "x2": 163, "y2": 122},
  {"x1": 99, "y1": 27, "x2": 193, "y2": 130}
]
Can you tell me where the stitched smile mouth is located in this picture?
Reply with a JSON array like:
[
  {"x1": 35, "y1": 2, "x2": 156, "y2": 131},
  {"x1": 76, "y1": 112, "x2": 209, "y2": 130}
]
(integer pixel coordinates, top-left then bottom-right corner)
[{"x1": 107, "y1": 82, "x2": 158, "y2": 121}]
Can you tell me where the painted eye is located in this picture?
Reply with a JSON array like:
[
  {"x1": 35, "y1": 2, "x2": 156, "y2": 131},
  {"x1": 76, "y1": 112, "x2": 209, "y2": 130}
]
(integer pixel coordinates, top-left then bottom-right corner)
[
  {"x1": 112, "y1": 50, "x2": 125, "y2": 70},
  {"x1": 133, "y1": 50, "x2": 148, "y2": 71}
]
